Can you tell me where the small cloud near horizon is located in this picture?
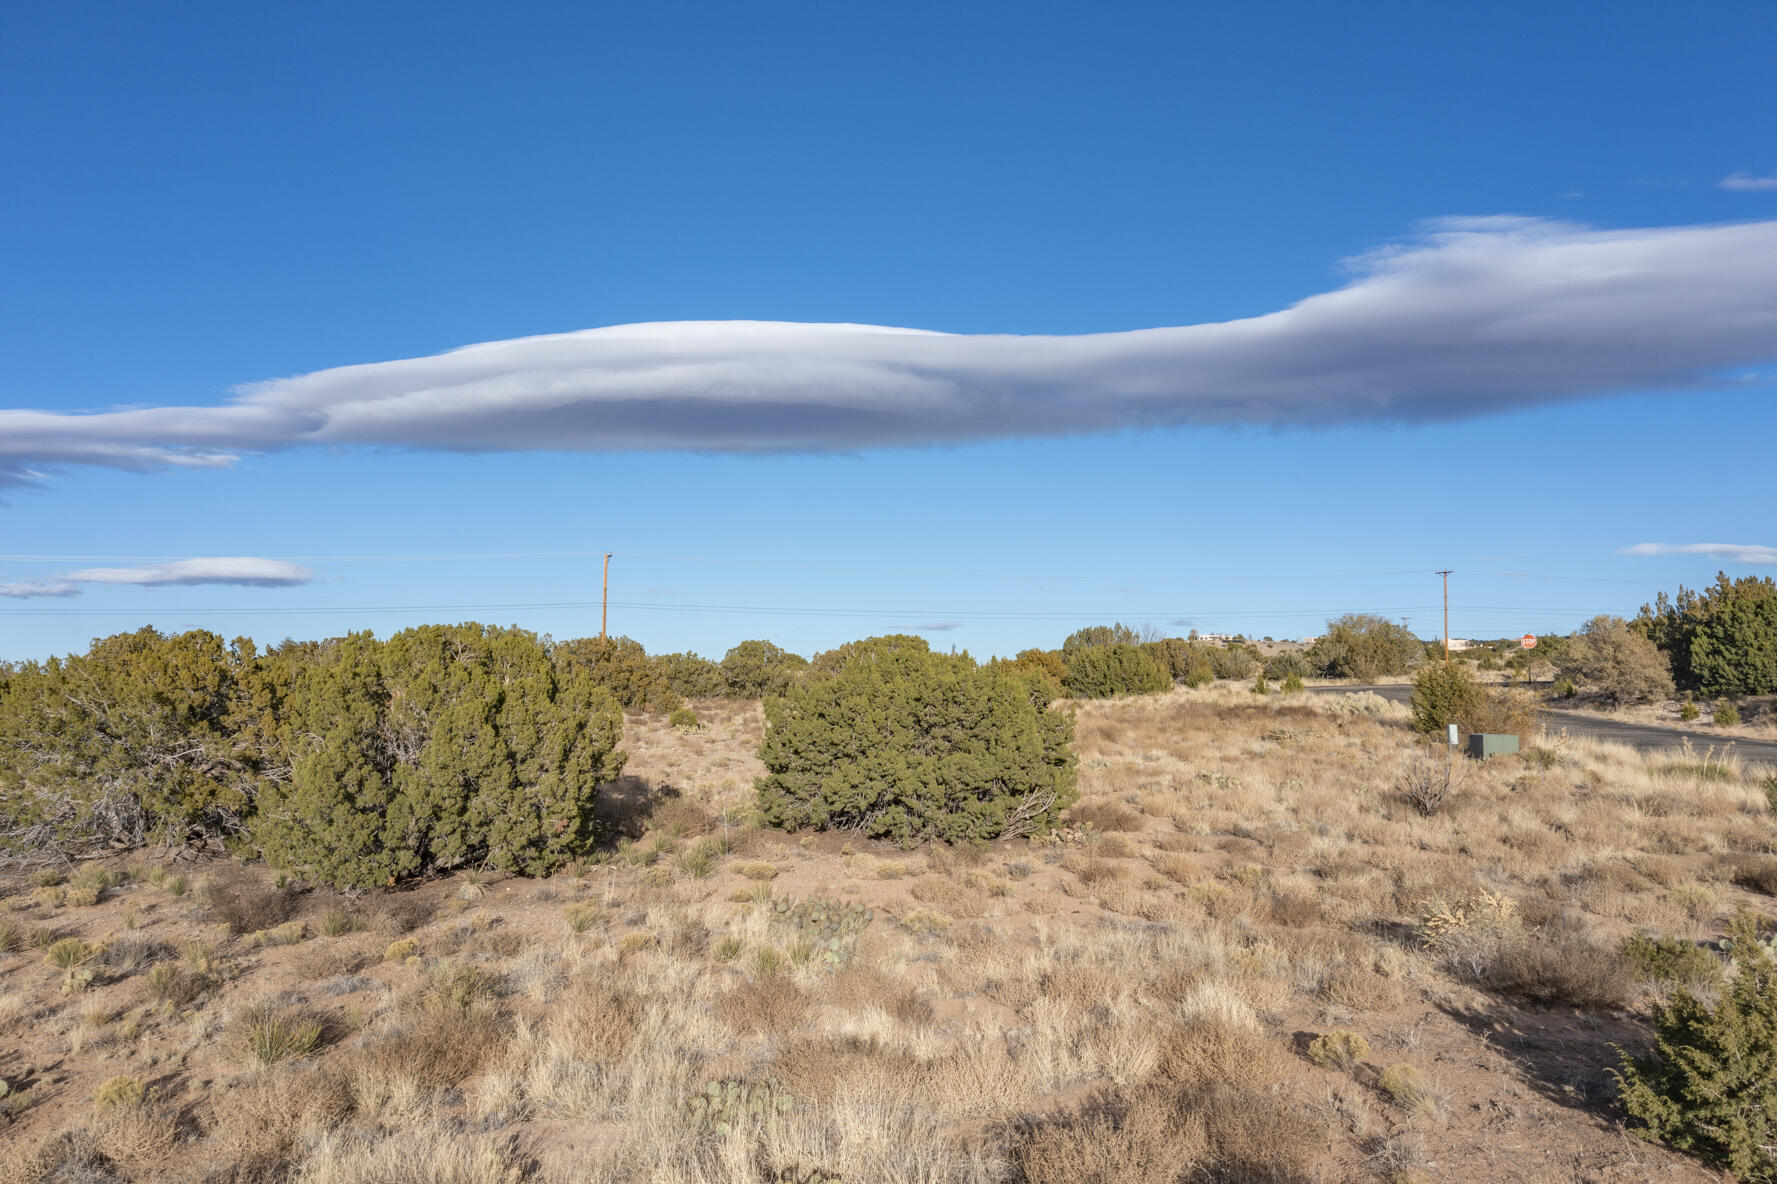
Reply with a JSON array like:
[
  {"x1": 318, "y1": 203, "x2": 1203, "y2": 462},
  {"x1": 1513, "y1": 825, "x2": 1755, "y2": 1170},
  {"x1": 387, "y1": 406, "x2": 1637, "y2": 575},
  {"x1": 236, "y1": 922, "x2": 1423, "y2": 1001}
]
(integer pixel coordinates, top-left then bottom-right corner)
[
  {"x1": 908, "y1": 621, "x2": 963, "y2": 632},
  {"x1": 1721, "y1": 172, "x2": 1777, "y2": 192},
  {"x1": 61, "y1": 557, "x2": 316, "y2": 587},
  {"x1": 0, "y1": 578, "x2": 82, "y2": 599},
  {"x1": 1618, "y1": 542, "x2": 1777, "y2": 565}
]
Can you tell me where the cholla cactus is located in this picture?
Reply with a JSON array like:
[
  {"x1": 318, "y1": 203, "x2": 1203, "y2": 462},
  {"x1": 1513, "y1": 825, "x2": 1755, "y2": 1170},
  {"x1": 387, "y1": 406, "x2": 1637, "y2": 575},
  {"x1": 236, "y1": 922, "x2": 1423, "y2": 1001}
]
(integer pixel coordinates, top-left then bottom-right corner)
[
  {"x1": 1417, "y1": 890, "x2": 1518, "y2": 950},
  {"x1": 686, "y1": 1079, "x2": 795, "y2": 1135}
]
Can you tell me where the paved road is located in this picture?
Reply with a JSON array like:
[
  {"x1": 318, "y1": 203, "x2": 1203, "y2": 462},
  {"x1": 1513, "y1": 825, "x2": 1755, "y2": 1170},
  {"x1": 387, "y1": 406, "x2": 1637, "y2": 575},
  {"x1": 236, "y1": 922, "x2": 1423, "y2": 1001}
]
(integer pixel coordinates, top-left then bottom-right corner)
[{"x1": 1308, "y1": 683, "x2": 1777, "y2": 768}]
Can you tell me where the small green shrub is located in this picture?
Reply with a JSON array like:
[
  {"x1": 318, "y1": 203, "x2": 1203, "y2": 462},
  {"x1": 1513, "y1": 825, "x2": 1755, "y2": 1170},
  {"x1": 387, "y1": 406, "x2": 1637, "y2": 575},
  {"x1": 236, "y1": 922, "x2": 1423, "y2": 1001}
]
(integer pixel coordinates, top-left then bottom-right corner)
[
  {"x1": 384, "y1": 937, "x2": 420, "y2": 962},
  {"x1": 1621, "y1": 933, "x2": 1726, "y2": 991},
  {"x1": 1280, "y1": 673, "x2": 1304, "y2": 694},
  {"x1": 1714, "y1": 701, "x2": 1741, "y2": 727},
  {"x1": 757, "y1": 638, "x2": 1077, "y2": 845},
  {"x1": 1262, "y1": 651, "x2": 1311, "y2": 682},
  {"x1": 1063, "y1": 644, "x2": 1169, "y2": 699},
  {"x1": 1410, "y1": 662, "x2": 1487, "y2": 735},
  {"x1": 1680, "y1": 698, "x2": 1700, "y2": 722},
  {"x1": 1250, "y1": 674, "x2": 1271, "y2": 696},
  {"x1": 1553, "y1": 678, "x2": 1578, "y2": 699},
  {"x1": 1615, "y1": 914, "x2": 1777, "y2": 1179},
  {"x1": 1762, "y1": 773, "x2": 1777, "y2": 815},
  {"x1": 93, "y1": 1075, "x2": 147, "y2": 1111},
  {"x1": 1307, "y1": 1030, "x2": 1369, "y2": 1072},
  {"x1": 668, "y1": 706, "x2": 701, "y2": 730}
]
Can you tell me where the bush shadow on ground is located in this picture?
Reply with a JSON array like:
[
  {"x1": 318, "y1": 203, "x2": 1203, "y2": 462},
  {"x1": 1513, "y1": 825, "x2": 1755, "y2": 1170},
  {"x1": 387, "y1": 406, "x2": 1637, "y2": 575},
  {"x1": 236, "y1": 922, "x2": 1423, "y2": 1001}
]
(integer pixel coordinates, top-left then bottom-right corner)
[{"x1": 1436, "y1": 997, "x2": 1646, "y2": 1121}]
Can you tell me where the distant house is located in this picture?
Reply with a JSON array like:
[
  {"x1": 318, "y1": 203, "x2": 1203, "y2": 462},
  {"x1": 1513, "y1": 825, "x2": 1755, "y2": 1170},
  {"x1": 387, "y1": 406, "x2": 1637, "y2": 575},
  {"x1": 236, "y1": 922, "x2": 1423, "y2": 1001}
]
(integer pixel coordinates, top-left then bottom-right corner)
[{"x1": 1446, "y1": 638, "x2": 1479, "y2": 652}]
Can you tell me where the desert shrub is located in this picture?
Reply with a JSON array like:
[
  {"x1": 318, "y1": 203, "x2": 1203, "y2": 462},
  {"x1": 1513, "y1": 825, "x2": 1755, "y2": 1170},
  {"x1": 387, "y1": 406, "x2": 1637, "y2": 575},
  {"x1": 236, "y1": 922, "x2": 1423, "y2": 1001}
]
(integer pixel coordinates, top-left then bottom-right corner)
[
  {"x1": 202, "y1": 866, "x2": 300, "y2": 935},
  {"x1": 252, "y1": 624, "x2": 626, "y2": 889},
  {"x1": 1010, "y1": 1087, "x2": 1193, "y2": 1184},
  {"x1": 654, "y1": 651, "x2": 728, "y2": 699},
  {"x1": 1681, "y1": 697, "x2": 1701, "y2": 721},
  {"x1": 552, "y1": 634, "x2": 681, "y2": 713},
  {"x1": 1142, "y1": 638, "x2": 1192, "y2": 683},
  {"x1": 1250, "y1": 674, "x2": 1271, "y2": 695},
  {"x1": 1304, "y1": 614, "x2": 1421, "y2": 681},
  {"x1": 1410, "y1": 662, "x2": 1488, "y2": 735},
  {"x1": 1281, "y1": 673, "x2": 1305, "y2": 694},
  {"x1": 1061, "y1": 623, "x2": 1139, "y2": 652},
  {"x1": 991, "y1": 650, "x2": 1068, "y2": 707},
  {"x1": 1427, "y1": 901, "x2": 1631, "y2": 1009},
  {"x1": 721, "y1": 640, "x2": 808, "y2": 699},
  {"x1": 1397, "y1": 750, "x2": 1464, "y2": 816},
  {"x1": 1063, "y1": 644, "x2": 1168, "y2": 699},
  {"x1": 233, "y1": 999, "x2": 326, "y2": 1064},
  {"x1": 1208, "y1": 643, "x2": 1259, "y2": 680},
  {"x1": 1615, "y1": 915, "x2": 1777, "y2": 1179},
  {"x1": 0, "y1": 627, "x2": 288, "y2": 855},
  {"x1": 1307, "y1": 1030, "x2": 1370, "y2": 1072},
  {"x1": 1637, "y1": 573, "x2": 1777, "y2": 696},
  {"x1": 1554, "y1": 677, "x2": 1578, "y2": 699},
  {"x1": 1620, "y1": 933, "x2": 1726, "y2": 991},
  {"x1": 1262, "y1": 650, "x2": 1311, "y2": 681},
  {"x1": 93, "y1": 1075, "x2": 147, "y2": 1111},
  {"x1": 1715, "y1": 701, "x2": 1742, "y2": 726},
  {"x1": 756, "y1": 637, "x2": 1077, "y2": 845},
  {"x1": 1557, "y1": 615, "x2": 1674, "y2": 705},
  {"x1": 1069, "y1": 800, "x2": 1145, "y2": 831},
  {"x1": 668, "y1": 706, "x2": 701, "y2": 730}
]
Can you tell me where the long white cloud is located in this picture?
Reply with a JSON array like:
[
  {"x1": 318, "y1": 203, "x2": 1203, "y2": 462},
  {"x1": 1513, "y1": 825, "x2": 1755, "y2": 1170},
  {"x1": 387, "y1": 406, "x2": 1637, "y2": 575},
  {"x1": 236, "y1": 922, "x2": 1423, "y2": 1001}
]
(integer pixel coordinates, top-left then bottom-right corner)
[
  {"x1": 59, "y1": 558, "x2": 315, "y2": 587},
  {"x1": 1721, "y1": 173, "x2": 1777, "y2": 192},
  {"x1": 4, "y1": 216, "x2": 1776, "y2": 487},
  {"x1": 1619, "y1": 543, "x2": 1777, "y2": 565}
]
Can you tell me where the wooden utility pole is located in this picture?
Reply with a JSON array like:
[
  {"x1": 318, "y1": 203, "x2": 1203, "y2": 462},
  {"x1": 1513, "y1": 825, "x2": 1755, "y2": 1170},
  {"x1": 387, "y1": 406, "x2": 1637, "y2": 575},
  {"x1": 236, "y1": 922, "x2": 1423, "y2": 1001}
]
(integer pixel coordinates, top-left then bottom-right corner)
[
  {"x1": 1435, "y1": 570, "x2": 1453, "y2": 662},
  {"x1": 601, "y1": 553, "x2": 612, "y2": 639}
]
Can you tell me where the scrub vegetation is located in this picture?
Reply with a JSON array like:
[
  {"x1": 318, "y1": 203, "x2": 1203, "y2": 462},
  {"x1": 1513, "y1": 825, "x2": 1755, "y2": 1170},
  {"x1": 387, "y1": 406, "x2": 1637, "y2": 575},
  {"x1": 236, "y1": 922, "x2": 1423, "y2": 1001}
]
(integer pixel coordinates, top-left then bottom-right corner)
[{"x1": 1, "y1": 597, "x2": 1774, "y2": 1182}]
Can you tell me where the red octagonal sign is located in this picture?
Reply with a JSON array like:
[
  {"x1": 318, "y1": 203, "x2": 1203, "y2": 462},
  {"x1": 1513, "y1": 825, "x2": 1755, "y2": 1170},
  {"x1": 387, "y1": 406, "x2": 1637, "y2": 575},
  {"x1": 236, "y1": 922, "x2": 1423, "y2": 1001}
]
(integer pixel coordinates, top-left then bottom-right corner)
[{"x1": 1521, "y1": 634, "x2": 1537, "y2": 649}]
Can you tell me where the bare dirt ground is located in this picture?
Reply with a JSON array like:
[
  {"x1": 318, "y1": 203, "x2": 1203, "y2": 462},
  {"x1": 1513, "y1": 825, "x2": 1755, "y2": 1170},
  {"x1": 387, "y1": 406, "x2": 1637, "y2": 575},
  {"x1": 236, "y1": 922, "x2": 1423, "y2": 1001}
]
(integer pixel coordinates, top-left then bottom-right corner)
[{"x1": 2, "y1": 686, "x2": 1772, "y2": 1182}]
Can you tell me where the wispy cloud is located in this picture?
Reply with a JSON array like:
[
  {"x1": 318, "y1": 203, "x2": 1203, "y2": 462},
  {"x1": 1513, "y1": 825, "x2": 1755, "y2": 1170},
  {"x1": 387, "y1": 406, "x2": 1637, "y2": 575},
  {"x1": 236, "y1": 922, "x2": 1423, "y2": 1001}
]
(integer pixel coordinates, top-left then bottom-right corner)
[
  {"x1": 59, "y1": 557, "x2": 316, "y2": 587},
  {"x1": 5, "y1": 217, "x2": 1777, "y2": 487},
  {"x1": 1618, "y1": 542, "x2": 1777, "y2": 565},
  {"x1": 0, "y1": 578, "x2": 82, "y2": 599},
  {"x1": 908, "y1": 621, "x2": 964, "y2": 632},
  {"x1": 1721, "y1": 173, "x2": 1777, "y2": 192},
  {"x1": 1167, "y1": 617, "x2": 1196, "y2": 628}
]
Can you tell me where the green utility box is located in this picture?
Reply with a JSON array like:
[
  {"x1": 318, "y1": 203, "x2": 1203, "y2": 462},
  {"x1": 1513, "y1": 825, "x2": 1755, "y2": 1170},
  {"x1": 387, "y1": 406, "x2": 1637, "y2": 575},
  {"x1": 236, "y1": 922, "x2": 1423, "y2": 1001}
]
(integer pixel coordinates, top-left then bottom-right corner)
[{"x1": 1467, "y1": 733, "x2": 1520, "y2": 759}]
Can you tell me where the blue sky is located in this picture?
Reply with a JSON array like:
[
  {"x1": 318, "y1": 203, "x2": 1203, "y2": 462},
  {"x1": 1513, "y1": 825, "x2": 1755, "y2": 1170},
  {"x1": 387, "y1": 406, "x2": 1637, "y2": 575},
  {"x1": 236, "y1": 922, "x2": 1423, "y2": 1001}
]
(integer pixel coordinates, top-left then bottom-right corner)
[{"x1": 3, "y1": 1, "x2": 1775, "y2": 661}]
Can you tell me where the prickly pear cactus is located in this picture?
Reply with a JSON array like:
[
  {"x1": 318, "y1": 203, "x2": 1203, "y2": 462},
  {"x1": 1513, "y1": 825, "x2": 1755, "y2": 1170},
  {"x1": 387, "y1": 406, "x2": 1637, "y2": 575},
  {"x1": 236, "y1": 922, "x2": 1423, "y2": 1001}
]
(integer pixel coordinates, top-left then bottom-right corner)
[
  {"x1": 770, "y1": 897, "x2": 873, "y2": 969},
  {"x1": 685, "y1": 1078, "x2": 796, "y2": 1135}
]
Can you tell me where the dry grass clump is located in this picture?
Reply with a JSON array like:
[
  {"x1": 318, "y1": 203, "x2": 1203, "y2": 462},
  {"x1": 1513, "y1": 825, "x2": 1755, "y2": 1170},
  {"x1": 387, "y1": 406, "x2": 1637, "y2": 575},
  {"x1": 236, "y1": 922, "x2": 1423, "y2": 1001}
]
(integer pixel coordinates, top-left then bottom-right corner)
[
  {"x1": 716, "y1": 976, "x2": 808, "y2": 1037},
  {"x1": 291, "y1": 1121, "x2": 530, "y2": 1184},
  {"x1": 552, "y1": 980, "x2": 644, "y2": 1062},
  {"x1": 232, "y1": 998, "x2": 329, "y2": 1064},
  {"x1": 203, "y1": 866, "x2": 301, "y2": 936},
  {"x1": 1009, "y1": 1087, "x2": 1198, "y2": 1184},
  {"x1": 1068, "y1": 800, "x2": 1147, "y2": 832}
]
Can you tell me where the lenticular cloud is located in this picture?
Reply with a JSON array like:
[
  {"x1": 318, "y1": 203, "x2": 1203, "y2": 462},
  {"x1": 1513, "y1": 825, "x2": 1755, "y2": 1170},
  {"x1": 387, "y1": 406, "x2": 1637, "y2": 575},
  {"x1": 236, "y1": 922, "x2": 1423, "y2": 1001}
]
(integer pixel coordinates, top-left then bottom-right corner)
[{"x1": 4, "y1": 216, "x2": 1776, "y2": 487}]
